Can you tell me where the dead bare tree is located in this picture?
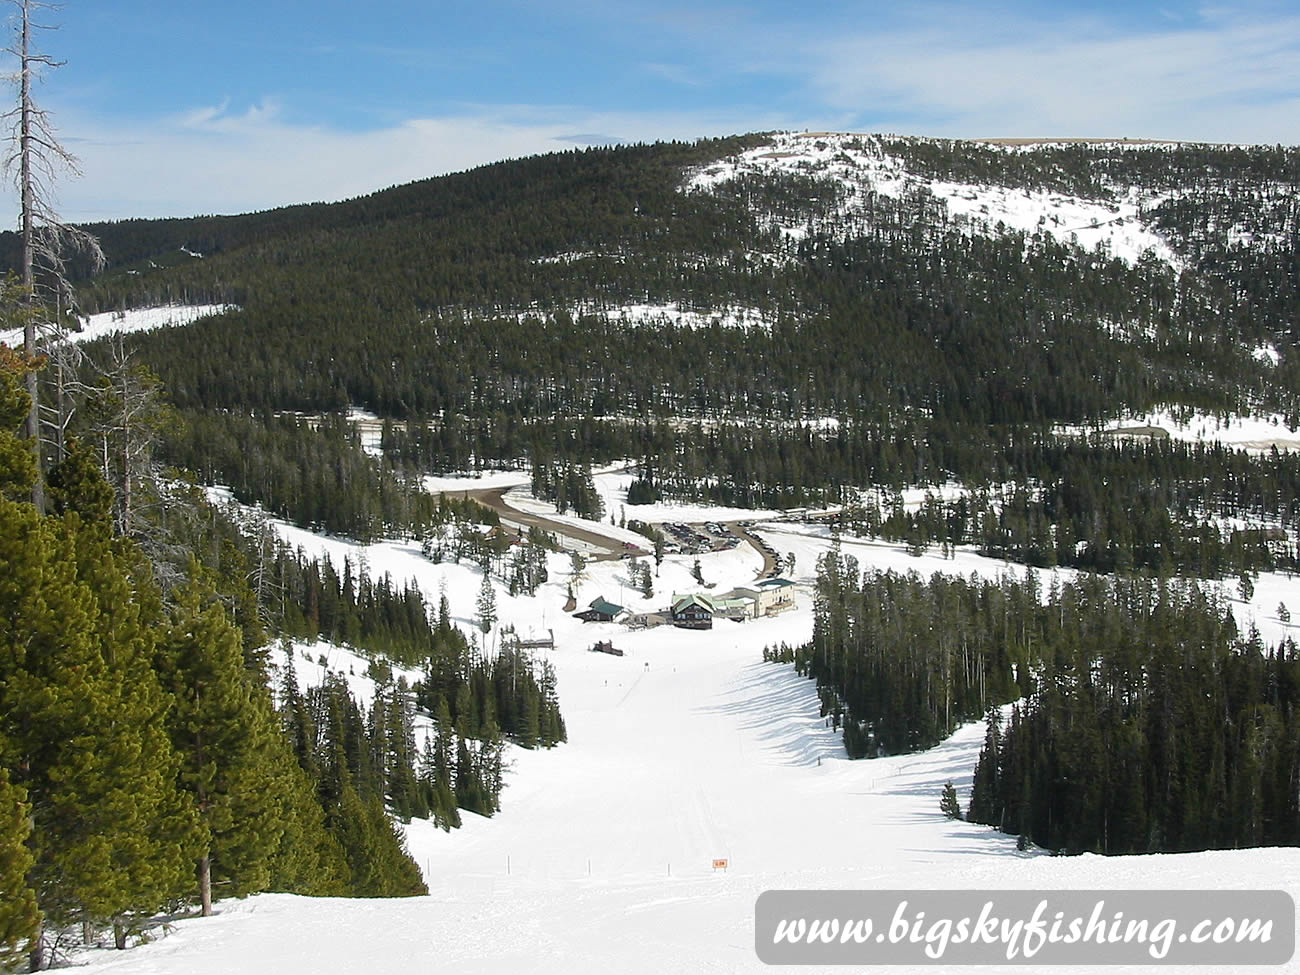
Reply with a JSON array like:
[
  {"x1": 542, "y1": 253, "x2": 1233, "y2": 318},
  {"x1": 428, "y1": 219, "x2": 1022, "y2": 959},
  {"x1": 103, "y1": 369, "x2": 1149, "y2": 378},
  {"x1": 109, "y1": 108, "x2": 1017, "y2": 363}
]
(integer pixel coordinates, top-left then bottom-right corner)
[
  {"x1": 84, "y1": 333, "x2": 171, "y2": 538},
  {"x1": 4, "y1": 0, "x2": 103, "y2": 511}
]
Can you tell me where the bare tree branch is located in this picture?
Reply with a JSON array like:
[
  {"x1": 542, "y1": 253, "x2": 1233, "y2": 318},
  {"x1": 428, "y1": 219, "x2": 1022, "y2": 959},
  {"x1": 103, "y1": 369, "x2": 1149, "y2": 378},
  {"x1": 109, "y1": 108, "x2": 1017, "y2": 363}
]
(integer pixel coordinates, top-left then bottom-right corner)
[{"x1": 4, "y1": 0, "x2": 102, "y2": 511}]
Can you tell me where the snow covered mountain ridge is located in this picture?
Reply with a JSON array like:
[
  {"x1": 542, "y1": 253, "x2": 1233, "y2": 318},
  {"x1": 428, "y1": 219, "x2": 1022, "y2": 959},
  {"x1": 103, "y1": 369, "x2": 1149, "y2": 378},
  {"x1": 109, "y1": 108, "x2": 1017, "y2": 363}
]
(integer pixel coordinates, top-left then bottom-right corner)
[{"x1": 686, "y1": 131, "x2": 1186, "y2": 267}]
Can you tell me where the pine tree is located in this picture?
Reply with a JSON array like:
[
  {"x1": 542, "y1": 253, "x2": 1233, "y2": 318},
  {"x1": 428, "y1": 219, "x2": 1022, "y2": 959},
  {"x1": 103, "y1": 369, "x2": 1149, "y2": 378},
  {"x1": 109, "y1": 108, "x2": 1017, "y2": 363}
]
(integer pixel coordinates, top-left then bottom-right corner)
[
  {"x1": 967, "y1": 708, "x2": 1003, "y2": 825},
  {"x1": 0, "y1": 344, "x2": 36, "y2": 502},
  {"x1": 939, "y1": 781, "x2": 962, "y2": 820},
  {"x1": 1, "y1": 503, "x2": 198, "y2": 949},
  {"x1": 0, "y1": 767, "x2": 38, "y2": 970},
  {"x1": 516, "y1": 682, "x2": 540, "y2": 749},
  {"x1": 263, "y1": 751, "x2": 348, "y2": 897},
  {"x1": 278, "y1": 644, "x2": 318, "y2": 780},
  {"x1": 476, "y1": 572, "x2": 497, "y2": 636},
  {"x1": 330, "y1": 781, "x2": 382, "y2": 896},
  {"x1": 454, "y1": 737, "x2": 487, "y2": 814},
  {"x1": 538, "y1": 660, "x2": 567, "y2": 747},
  {"x1": 45, "y1": 437, "x2": 114, "y2": 525},
  {"x1": 356, "y1": 793, "x2": 426, "y2": 896},
  {"x1": 4, "y1": 354, "x2": 194, "y2": 953},
  {"x1": 425, "y1": 698, "x2": 461, "y2": 830},
  {"x1": 312, "y1": 685, "x2": 426, "y2": 897},
  {"x1": 380, "y1": 680, "x2": 425, "y2": 822},
  {"x1": 154, "y1": 588, "x2": 288, "y2": 915}
]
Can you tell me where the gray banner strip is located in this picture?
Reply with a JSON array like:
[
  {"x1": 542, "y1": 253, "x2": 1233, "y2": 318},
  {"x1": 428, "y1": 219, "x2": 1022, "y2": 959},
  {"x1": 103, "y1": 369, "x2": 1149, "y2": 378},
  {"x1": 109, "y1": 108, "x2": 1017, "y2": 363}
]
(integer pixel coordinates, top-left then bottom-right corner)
[{"x1": 755, "y1": 890, "x2": 1295, "y2": 965}]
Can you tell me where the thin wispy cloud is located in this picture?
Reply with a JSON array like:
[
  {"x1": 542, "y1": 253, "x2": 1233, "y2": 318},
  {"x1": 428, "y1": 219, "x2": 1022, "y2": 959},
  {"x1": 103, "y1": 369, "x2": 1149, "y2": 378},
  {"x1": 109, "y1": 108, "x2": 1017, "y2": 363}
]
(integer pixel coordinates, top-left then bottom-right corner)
[
  {"x1": 642, "y1": 62, "x2": 705, "y2": 88},
  {"x1": 48, "y1": 103, "x2": 797, "y2": 220},
  {"x1": 177, "y1": 98, "x2": 286, "y2": 132},
  {"x1": 800, "y1": 7, "x2": 1300, "y2": 140}
]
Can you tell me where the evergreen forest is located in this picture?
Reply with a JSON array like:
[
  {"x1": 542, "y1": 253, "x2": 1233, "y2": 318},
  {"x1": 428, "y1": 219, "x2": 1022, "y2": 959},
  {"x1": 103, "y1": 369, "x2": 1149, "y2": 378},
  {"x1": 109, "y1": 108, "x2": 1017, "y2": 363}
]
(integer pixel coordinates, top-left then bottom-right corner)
[
  {"x1": 8, "y1": 132, "x2": 1292, "y2": 588},
  {"x1": 0, "y1": 343, "x2": 565, "y2": 968},
  {"x1": 781, "y1": 548, "x2": 1300, "y2": 855},
  {"x1": 4, "y1": 128, "x2": 1300, "y2": 961}
]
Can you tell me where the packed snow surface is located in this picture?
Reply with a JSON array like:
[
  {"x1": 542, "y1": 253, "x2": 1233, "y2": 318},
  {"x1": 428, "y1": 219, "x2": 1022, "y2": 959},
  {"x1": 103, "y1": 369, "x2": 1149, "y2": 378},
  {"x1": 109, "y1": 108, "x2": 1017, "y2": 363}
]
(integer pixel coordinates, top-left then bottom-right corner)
[
  {"x1": 0, "y1": 303, "x2": 233, "y2": 348},
  {"x1": 94, "y1": 489, "x2": 1300, "y2": 975}
]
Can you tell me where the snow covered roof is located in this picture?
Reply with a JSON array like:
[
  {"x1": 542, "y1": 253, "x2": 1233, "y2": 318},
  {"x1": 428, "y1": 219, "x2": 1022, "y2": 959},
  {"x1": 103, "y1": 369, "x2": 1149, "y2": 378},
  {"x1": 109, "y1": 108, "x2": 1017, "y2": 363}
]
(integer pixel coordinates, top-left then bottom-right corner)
[{"x1": 671, "y1": 593, "x2": 716, "y2": 614}]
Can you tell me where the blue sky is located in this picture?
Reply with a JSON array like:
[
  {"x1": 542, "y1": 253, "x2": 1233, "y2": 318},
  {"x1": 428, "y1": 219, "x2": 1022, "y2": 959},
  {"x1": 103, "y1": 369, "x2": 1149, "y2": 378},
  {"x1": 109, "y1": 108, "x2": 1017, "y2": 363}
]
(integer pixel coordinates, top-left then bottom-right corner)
[{"x1": 4, "y1": 0, "x2": 1299, "y2": 221}]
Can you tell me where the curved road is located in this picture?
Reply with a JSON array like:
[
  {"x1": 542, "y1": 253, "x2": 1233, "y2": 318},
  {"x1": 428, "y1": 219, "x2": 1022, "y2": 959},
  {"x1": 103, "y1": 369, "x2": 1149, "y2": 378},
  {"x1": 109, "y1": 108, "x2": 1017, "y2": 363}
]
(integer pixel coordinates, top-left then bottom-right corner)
[
  {"x1": 438, "y1": 480, "x2": 785, "y2": 578},
  {"x1": 458, "y1": 486, "x2": 649, "y2": 562},
  {"x1": 727, "y1": 523, "x2": 781, "y2": 578}
]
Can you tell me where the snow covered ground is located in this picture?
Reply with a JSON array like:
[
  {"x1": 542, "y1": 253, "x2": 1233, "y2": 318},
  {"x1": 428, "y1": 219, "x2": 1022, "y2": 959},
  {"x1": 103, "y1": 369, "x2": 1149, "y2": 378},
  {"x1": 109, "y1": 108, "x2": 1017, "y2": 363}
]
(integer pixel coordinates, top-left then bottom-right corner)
[
  {"x1": 0, "y1": 303, "x2": 233, "y2": 349},
  {"x1": 423, "y1": 469, "x2": 532, "y2": 494},
  {"x1": 591, "y1": 468, "x2": 783, "y2": 525},
  {"x1": 1059, "y1": 406, "x2": 1300, "y2": 453},
  {"x1": 687, "y1": 132, "x2": 1183, "y2": 269},
  {"x1": 77, "y1": 487, "x2": 1300, "y2": 974},
  {"x1": 343, "y1": 407, "x2": 384, "y2": 457},
  {"x1": 518, "y1": 300, "x2": 776, "y2": 332}
]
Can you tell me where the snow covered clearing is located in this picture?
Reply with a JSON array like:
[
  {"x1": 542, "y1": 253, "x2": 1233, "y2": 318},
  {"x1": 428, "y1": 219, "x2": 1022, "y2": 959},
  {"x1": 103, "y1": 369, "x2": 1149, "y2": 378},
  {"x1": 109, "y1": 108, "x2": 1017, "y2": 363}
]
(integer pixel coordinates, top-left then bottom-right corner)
[
  {"x1": 757, "y1": 519, "x2": 1296, "y2": 649},
  {"x1": 0, "y1": 303, "x2": 234, "y2": 349},
  {"x1": 530, "y1": 251, "x2": 601, "y2": 264},
  {"x1": 687, "y1": 132, "x2": 1183, "y2": 269},
  {"x1": 591, "y1": 469, "x2": 782, "y2": 526},
  {"x1": 514, "y1": 300, "x2": 774, "y2": 331},
  {"x1": 1060, "y1": 407, "x2": 1300, "y2": 452},
  {"x1": 87, "y1": 488, "x2": 1300, "y2": 974},
  {"x1": 594, "y1": 301, "x2": 772, "y2": 331},
  {"x1": 501, "y1": 485, "x2": 656, "y2": 551},
  {"x1": 423, "y1": 469, "x2": 533, "y2": 494},
  {"x1": 281, "y1": 639, "x2": 422, "y2": 713}
]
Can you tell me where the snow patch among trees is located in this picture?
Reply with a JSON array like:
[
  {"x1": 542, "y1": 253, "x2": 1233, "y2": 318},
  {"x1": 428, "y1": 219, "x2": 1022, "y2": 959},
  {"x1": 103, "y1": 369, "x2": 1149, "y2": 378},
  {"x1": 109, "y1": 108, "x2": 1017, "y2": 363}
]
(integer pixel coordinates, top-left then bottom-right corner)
[
  {"x1": 687, "y1": 132, "x2": 1182, "y2": 268},
  {"x1": 0, "y1": 303, "x2": 234, "y2": 348}
]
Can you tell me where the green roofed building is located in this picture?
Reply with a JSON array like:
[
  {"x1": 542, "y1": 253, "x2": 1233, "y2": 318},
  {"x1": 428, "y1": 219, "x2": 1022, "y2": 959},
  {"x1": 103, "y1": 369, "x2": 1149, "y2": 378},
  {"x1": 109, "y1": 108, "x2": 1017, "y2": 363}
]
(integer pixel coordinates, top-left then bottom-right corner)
[
  {"x1": 713, "y1": 596, "x2": 755, "y2": 620},
  {"x1": 671, "y1": 593, "x2": 716, "y2": 629},
  {"x1": 574, "y1": 596, "x2": 625, "y2": 623},
  {"x1": 753, "y1": 577, "x2": 796, "y2": 615}
]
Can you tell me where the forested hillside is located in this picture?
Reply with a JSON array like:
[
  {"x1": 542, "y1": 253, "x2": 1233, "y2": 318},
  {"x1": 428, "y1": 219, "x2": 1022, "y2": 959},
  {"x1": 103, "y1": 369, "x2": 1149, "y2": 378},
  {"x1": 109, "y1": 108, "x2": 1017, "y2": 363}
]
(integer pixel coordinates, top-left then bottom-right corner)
[
  {"x1": 8, "y1": 131, "x2": 1292, "y2": 583},
  {"x1": 4, "y1": 129, "x2": 1300, "y2": 913},
  {"x1": 0, "y1": 350, "x2": 565, "y2": 965},
  {"x1": 15, "y1": 133, "x2": 1298, "y2": 430}
]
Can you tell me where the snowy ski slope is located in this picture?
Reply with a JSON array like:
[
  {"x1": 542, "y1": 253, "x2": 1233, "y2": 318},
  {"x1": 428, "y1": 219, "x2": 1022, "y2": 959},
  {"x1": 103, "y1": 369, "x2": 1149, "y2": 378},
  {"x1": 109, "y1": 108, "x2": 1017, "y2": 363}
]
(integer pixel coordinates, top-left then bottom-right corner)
[{"x1": 69, "y1": 484, "x2": 1300, "y2": 975}]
